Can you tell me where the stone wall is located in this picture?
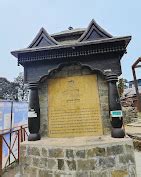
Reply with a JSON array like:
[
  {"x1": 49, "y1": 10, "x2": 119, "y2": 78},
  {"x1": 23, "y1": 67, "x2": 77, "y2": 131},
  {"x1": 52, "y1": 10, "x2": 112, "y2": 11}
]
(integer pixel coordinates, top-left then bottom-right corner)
[
  {"x1": 39, "y1": 80, "x2": 48, "y2": 137},
  {"x1": 19, "y1": 137, "x2": 137, "y2": 177},
  {"x1": 38, "y1": 65, "x2": 110, "y2": 137},
  {"x1": 97, "y1": 74, "x2": 110, "y2": 134}
]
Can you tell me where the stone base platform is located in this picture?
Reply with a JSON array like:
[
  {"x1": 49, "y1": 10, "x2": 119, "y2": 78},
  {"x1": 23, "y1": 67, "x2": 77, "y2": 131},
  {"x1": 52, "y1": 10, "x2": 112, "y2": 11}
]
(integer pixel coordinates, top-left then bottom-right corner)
[{"x1": 20, "y1": 136, "x2": 137, "y2": 177}]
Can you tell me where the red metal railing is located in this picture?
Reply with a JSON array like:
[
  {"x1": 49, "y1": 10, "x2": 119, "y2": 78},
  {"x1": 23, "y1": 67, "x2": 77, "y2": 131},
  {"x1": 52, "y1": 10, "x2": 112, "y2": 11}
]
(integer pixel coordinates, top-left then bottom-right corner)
[{"x1": 0, "y1": 125, "x2": 28, "y2": 175}]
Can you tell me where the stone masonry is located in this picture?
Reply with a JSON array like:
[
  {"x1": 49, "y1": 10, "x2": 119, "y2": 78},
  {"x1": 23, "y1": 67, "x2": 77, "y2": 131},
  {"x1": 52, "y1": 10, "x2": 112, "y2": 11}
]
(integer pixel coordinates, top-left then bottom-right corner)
[
  {"x1": 38, "y1": 65, "x2": 110, "y2": 137},
  {"x1": 19, "y1": 136, "x2": 136, "y2": 177}
]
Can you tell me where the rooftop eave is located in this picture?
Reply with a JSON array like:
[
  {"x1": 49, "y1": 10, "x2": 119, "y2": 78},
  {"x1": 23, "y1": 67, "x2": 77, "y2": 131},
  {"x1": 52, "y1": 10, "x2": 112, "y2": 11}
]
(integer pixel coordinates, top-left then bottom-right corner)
[{"x1": 11, "y1": 36, "x2": 131, "y2": 58}]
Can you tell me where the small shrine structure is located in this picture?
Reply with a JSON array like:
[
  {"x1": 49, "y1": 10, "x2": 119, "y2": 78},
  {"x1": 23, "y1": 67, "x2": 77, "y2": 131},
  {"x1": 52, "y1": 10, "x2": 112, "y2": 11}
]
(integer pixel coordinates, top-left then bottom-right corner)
[{"x1": 11, "y1": 19, "x2": 137, "y2": 177}]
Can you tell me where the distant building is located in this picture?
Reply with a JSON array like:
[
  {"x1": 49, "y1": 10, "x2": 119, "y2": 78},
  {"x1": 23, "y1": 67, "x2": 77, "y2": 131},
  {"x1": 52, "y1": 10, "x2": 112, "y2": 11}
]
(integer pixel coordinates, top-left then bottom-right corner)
[
  {"x1": 128, "y1": 79, "x2": 141, "y2": 88},
  {"x1": 122, "y1": 79, "x2": 141, "y2": 107}
]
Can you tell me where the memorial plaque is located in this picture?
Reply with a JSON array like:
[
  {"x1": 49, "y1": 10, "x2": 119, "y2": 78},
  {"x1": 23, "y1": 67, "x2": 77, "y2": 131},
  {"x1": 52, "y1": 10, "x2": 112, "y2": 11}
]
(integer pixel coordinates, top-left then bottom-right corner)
[{"x1": 48, "y1": 75, "x2": 103, "y2": 138}]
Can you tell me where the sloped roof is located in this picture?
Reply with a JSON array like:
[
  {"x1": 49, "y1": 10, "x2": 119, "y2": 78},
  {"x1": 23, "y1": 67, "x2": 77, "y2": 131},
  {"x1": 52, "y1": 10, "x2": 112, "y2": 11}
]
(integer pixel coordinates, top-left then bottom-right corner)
[
  {"x1": 28, "y1": 19, "x2": 113, "y2": 48},
  {"x1": 28, "y1": 27, "x2": 58, "y2": 48},
  {"x1": 51, "y1": 28, "x2": 86, "y2": 38},
  {"x1": 78, "y1": 19, "x2": 112, "y2": 42},
  {"x1": 11, "y1": 35, "x2": 131, "y2": 58},
  {"x1": 51, "y1": 28, "x2": 86, "y2": 44},
  {"x1": 11, "y1": 19, "x2": 131, "y2": 58}
]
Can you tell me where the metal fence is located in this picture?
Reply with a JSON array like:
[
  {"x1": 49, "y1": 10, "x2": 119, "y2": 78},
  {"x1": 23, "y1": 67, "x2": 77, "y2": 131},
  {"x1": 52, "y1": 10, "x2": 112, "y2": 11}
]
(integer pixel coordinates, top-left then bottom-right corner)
[{"x1": 0, "y1": 124, "x2": 28, "y2": 175}]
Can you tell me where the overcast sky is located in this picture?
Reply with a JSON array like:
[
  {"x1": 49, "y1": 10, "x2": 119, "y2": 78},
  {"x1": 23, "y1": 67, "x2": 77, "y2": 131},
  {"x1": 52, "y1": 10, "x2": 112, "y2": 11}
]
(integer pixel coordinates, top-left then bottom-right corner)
[{"x1": 0, "y1": 0, "x2": 141, "y2": 81}]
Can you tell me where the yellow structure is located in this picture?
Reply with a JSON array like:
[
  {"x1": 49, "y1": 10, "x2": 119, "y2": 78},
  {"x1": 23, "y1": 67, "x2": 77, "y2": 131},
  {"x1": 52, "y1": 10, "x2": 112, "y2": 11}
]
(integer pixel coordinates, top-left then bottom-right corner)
[{"x1": 48, "y1": 75, "x2": 103, "y2": 138}]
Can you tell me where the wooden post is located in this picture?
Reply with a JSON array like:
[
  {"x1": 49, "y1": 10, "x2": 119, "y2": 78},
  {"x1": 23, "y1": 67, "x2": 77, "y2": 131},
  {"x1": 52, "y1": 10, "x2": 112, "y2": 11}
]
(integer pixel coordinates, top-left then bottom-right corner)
[
  {"x1": 132, "y1": 67, "x2": 141, "y2": 112},
  {"x1": 20, "y1": 126, "x2": 23, "y2": 143},
  {"x1": 28, "y1": 83, "x2": 40, "y2": 141},
  {"x1": 18, "y1": 130, "x2": 20, "y2": 163},
  {"x1": 0, "y1": 135, "x2": 2, "y2": 176},
  {"x1": 106, "y1": 73, "x2": 125, "y2": 138}
]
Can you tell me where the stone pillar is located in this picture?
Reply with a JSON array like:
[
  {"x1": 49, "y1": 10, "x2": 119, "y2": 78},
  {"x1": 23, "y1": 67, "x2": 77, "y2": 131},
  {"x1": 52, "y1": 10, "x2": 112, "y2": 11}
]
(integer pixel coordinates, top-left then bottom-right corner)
[
  {"x1": 106, "y1": 73, "x2": 125, "y2": 138},
  {"x1": 28, "y1": 83, "x2": 40, "y2": 141}
]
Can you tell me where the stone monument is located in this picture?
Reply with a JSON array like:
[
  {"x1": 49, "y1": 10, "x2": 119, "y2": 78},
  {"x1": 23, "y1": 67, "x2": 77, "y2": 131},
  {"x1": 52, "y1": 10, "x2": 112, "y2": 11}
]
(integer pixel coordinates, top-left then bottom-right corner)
[{"x1": 12, "y1": 19, "x2": 137, "y2": 177}]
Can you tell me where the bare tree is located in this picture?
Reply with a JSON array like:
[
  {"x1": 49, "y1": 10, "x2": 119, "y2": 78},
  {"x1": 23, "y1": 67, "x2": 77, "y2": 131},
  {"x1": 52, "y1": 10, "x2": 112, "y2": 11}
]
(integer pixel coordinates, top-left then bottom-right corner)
[
  {"x1": 14, "y1": 72, "x2": 28, "y2": 101},
  {"x1": 118, "y1": 78, "x2": 128, "y2": 97},
  {"x1": 0, "y1": 73, "x2": 28, "y2": 101},
  {"x1": 0, "y1": 77, "x2": 19, "y2": 100}
]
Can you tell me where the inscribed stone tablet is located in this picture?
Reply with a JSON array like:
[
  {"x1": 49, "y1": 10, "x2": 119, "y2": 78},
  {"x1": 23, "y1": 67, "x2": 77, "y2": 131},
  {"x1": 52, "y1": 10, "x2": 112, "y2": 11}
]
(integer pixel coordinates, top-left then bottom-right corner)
[{"x1": 48, "y1": 75, "x2": 103, "y2": 138}]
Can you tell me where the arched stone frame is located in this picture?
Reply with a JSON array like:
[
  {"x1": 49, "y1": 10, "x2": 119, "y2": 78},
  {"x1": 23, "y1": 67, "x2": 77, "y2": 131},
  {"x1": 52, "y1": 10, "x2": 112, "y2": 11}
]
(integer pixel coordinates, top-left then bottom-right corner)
[
  {"x1": 27, "y1": 61, "x2": 124, "y2": 140},
  {"x1": 38, "y1": 62, "x2": 111, "y2": 137}
]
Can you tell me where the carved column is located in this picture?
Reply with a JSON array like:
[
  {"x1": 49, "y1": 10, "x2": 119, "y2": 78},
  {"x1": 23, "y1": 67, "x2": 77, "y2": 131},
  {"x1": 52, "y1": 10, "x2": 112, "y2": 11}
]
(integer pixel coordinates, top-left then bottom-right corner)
[
  {"x1": 28, "y1": 83, "x2": 40, "y2": 141},
  {"x1": 106, "y1": 73, "x2": 125, "y2": 138}
]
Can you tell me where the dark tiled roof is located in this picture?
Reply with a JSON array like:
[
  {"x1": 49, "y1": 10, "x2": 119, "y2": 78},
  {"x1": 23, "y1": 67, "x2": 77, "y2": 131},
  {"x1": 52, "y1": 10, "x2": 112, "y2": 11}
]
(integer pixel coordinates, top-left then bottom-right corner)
[
  {"x1": 51, "y1": 28, "x2": 86, "y2": 43},
  {"x1": 11, "y1": 19, "x2": 131, "y2": 58},
  {"x1": 51, "y1": 28, "x2": 86, "y2": 37}
]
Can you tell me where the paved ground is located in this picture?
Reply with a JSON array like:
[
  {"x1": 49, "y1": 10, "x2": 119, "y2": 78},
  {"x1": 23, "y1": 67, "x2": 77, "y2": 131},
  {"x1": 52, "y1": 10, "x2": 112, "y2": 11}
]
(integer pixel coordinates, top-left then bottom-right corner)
[
  {"x1": 126, "y1": 121, "x2": 141, "y2": 176},
  {"x1": 2, "y1": 164, "x2": 19, "y2": 177},
  {"x1": 125, "y1": 121, "x2": 141, "y2": 135},
  {"x1": 135, "y1": 151, "x2": 141, "y2": 177}
]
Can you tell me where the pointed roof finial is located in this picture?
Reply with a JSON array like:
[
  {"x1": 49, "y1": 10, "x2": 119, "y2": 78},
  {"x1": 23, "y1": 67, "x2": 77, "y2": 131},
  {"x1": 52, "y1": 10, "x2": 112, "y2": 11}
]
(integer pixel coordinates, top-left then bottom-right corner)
[{"x1": 68, "y1": 26, "x2": 73, "y2": 30}]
